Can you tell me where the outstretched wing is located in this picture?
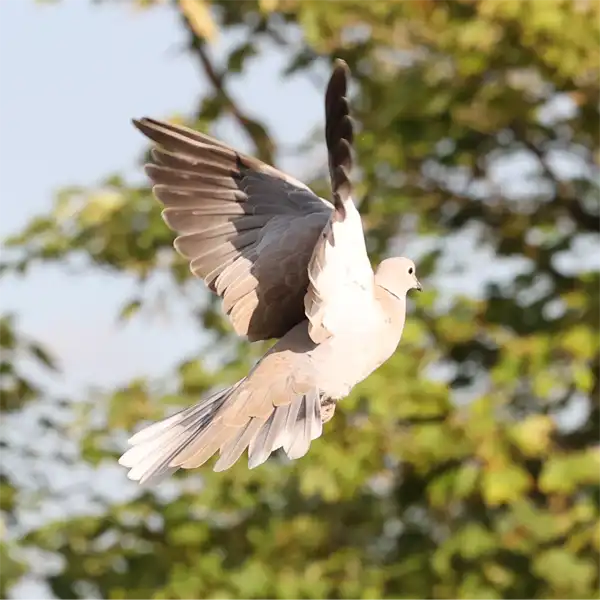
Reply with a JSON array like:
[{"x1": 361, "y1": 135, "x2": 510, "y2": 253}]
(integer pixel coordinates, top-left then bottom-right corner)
[
  {"x1": 133, "y1": 118, "x2": 332, "y2": 341},
  {"x1": 304, "y1": 60, "x2": 375, "y2": 344}
]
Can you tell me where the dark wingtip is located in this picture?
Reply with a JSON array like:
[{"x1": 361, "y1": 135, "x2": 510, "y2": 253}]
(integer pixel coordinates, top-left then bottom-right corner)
[
  {"x1": 325, "y1": 60, "x2": 350, "y2": 117},
  {"x1": 325, "y1": 60, "x2": 354, "y2": 218},
  {"x1": 131, "y1": 117, "x2": 185, "y2": 151},
  {"x1": 131, "y1": 117, "x2": 156, "y2": 138},
  {"x1": 131, "y1": 117, "x2": 146, "y2": 129},
  {"x1": 332, "y1": 58, "x2": 350, "y2": 76},
  {"x1": 331, "y1": 58, "x2": 350, "y2": 78}
]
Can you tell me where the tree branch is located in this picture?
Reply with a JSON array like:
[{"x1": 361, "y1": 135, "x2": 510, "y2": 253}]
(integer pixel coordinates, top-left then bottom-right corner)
[
  {"x1": 520, "y1": 136, "x2": 599, "y2": 233},
  {"x1": 181, "y1": 16, "x2": 275, "y2": 164}
]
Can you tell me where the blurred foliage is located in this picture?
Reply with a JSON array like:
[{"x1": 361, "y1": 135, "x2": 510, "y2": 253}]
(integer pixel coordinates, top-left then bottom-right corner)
[
  {"x1": 0, "y1": 314, "x2": 63, "y2": 598},
  {"x1": 3, "y1": 0, "x2": 600, "y2": 598}
]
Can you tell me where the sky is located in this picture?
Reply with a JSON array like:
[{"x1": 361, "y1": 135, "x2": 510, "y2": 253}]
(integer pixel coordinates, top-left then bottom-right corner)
[
  {"x1": 0, "y1": 0, "x2": 325, "y2": 397},
  {"x1": 0, "y1": 2, "x2": 329, "y2": 597},
  {"x1": 1, "y1": 2, "x2": 597, "y2": 597},
  {"x1": 4, "y1": 1, "x2": 595, "y2": 400},
  {"x1": 1, "y1": 0, "x2": 595, "y2": 444}
]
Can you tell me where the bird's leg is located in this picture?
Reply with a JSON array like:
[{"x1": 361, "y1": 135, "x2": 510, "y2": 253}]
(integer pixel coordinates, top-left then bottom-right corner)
[{"x1": 320, "y1": 396, "x2": 337, "y2": 423}]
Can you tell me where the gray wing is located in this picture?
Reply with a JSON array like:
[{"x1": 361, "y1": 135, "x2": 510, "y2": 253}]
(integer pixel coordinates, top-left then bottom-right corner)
[{"x1": 133, "y1": 117, "x2": 332, "y2": 341}]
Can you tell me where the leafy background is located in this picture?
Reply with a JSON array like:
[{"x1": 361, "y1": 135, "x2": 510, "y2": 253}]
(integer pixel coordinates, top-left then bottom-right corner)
[{"x1": 1, "y1": 0, "x2": 599, "y2": 598}]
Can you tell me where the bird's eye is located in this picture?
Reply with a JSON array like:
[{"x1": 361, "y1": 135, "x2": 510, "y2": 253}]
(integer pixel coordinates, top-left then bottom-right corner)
[{"x1": 408, "y1": 267, "x2": 414, "y2": 275}]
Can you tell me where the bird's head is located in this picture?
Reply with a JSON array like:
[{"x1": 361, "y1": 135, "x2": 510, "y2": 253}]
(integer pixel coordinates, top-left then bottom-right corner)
[{"x1": 374, "y1": 257, "x2": 422, "y2": 299}]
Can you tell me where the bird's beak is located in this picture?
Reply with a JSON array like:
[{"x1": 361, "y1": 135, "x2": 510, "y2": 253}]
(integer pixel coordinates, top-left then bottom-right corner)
[{"x1": 415, "y1": 279, "x2": 423, "y2": 292}]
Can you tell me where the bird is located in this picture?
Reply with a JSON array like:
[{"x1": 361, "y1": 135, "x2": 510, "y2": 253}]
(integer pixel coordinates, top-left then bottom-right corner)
[{"x1": 119, "y1": 59, "x2": 422, "y2": 484}]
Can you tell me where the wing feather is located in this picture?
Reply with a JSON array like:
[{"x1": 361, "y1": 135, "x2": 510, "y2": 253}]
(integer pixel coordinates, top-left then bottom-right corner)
[
  {"x1": 134, "y1": 60, "x2": 373, "y2": 344},
  {"x1": 304, "y1": 60, "x2": 375, "y2": 343},
  {"x1": 133, "y1": 117, "x2": 331, "y2": 341}
]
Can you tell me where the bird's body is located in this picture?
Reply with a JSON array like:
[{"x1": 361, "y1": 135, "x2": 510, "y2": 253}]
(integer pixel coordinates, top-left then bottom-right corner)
[
  {"x1": 258, "y1": 285, "x2": 406, "y2": 403},
  {"x1": 120, "y1": 60, "x2": 421, "y2": 484}
]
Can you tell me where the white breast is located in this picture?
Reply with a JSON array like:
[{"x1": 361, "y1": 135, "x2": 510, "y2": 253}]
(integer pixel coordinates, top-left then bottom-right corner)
[{"x1": 311, "y1": 316, "x2": 403, "y2": 400}]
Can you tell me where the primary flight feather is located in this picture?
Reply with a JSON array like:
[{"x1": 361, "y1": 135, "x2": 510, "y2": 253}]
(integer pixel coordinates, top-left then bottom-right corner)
[{"x1": 120, "y1": 59, "x2": 422, "y2": 484}]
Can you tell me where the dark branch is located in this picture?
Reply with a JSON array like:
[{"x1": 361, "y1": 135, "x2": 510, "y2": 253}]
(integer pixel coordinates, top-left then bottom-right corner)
[
  {"x1": 180, "y1": 17, "x2": 275, "y2": 164},
  {"x1": 520, "y1": 136, "x2": 599, "y2": 233}
]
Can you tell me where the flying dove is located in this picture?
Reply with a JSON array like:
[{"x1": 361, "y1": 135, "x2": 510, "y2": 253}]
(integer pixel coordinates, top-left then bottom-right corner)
[{"x1": 120, "y1": 59, "x2": 421, "y2": 484}]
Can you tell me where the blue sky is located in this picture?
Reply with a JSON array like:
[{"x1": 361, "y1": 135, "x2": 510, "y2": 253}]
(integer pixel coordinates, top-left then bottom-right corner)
[{"x1": 0, "y1": 0, "x2": 326, "y2": 396}]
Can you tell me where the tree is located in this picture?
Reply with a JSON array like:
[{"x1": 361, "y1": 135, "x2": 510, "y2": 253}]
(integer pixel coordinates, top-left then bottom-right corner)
[{"x1": 2, "y1": 1, "x2": 599, "y2": 598}]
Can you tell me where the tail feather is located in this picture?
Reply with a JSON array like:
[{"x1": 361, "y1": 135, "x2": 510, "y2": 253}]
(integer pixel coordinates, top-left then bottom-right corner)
[
  {"x1": 284, "y1": 391, "x2": 321, "y2": 460},
  {"x1": 214, "y1": 418, "x2": 263, "y2": 472},
  {"x1": 249, "y1": 391, "x2": 323, "y2": 468},
  {"x1": 119, "y1": 380, "x2": 327, "y2": 484},
  {"x1": 119, "y1": 385, "x2": 235, "y2": 484}
]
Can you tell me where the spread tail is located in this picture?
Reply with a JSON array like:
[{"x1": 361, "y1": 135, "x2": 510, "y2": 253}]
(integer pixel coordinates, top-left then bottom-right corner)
[{"x1": 119, "y1": 379, "x2": 324, "y2": 485}]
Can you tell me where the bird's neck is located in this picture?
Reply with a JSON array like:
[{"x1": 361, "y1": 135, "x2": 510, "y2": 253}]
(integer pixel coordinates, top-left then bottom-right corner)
[{"x1": 374, "y1": 285, "x2": 407, "y2": 333}]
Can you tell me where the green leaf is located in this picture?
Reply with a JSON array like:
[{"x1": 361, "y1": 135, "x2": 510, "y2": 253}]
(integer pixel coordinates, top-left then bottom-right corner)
[
  {"x1": 482, "y1": 464, "x2": 532, "y2": 507},
  {"x1": 533, "y1": 548, "x2": 596, "y2": 594},
  {"x1": 118, "y1": 298, "x2": 142, "y2": 322}
]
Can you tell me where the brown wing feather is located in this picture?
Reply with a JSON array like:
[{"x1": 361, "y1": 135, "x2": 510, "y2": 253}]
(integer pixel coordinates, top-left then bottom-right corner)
[{"x1": 133, "y1": 117, "x2": 331, "y2": 341}]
